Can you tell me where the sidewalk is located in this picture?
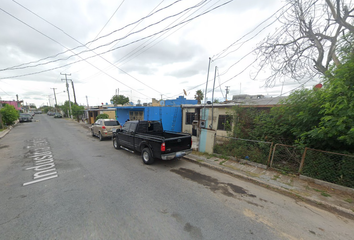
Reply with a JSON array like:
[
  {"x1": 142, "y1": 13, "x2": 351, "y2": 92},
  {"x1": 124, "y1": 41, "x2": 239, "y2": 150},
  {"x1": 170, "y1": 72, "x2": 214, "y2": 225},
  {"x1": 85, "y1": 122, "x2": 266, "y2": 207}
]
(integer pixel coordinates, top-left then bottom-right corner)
[
  {"x1": 79, "y1": 121, "x2": 354, "y2": 219},
  {"x1": 184, "y1": 150, "x2": 354, "y2": 220},
  {"x1": 0, "y1": 121, "x2": 17, "y2": 139}
]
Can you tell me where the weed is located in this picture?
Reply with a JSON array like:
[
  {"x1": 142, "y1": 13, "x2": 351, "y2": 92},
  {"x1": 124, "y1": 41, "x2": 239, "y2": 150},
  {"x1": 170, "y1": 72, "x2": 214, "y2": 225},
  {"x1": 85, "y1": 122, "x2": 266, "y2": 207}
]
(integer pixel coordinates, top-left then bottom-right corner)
[
  {"x1": 321, "y1": 192, "x2": 331, "y2": 197},
  {"x1": 344, "y1": 198, "x2": 353, "y2": 203},
  {"x1": 313, "y1": 188, "x2": 331, "y2": 197},
  {"x1": 272, "y1": 175, "x2": 280, "y2": 181},
  {"x1": 219, "y1": 160, "x2": 226, "y2": 165}
]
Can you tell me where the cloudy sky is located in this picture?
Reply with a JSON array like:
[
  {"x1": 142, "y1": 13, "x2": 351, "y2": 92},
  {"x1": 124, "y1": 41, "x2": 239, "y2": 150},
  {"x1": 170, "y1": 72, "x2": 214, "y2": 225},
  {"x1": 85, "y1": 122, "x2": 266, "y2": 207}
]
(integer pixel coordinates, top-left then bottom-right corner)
[{"x1": 0, "y1": 0, "x2": 317, "y2": 107}]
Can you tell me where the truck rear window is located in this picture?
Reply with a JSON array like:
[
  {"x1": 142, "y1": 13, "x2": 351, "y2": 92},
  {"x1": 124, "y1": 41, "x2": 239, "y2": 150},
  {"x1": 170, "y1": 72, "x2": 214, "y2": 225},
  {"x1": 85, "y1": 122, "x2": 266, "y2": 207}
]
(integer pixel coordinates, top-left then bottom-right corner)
[{"x1": 137, "y1": 122, "x2": 163, "y2": 133}]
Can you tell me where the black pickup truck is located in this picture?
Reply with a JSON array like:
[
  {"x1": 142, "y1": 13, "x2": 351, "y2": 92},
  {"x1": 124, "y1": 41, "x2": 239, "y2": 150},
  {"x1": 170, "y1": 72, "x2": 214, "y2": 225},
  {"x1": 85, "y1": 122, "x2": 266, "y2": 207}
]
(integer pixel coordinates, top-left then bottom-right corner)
[{"x1": 112, "y1": 120, "x2": 192, "y2": 164}]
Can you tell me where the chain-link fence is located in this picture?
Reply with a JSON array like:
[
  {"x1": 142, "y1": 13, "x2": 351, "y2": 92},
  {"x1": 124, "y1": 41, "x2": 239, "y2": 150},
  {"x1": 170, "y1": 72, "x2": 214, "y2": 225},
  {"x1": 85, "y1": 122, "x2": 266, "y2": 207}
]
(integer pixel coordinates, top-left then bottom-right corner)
[
  {"x1": 299, "y1": 148, "x2": 354, "y2": 188},
  {"x1": 214, "y1": 135, "x2": 273, "y2": 166},
  {"x1": 270, "y1": 144, "x2": 303, "y2": 174}
]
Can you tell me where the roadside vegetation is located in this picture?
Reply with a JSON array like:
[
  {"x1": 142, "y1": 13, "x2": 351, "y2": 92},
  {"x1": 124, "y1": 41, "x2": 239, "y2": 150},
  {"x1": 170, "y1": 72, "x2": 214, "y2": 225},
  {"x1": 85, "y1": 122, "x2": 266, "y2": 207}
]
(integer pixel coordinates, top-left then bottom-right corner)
[
  {"x1": 0, "y1": 104, "x2": 19, "y2": 129},
  {"x1": 96, "y1": 113, "x2": 109, "y2": 121}
]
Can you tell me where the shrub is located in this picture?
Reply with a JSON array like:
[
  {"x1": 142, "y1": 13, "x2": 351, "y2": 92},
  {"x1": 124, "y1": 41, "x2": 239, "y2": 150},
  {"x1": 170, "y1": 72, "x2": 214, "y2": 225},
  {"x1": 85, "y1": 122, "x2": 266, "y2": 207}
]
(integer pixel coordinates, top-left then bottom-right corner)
[
  {"x1": 0, "y1": 104, "x2": 19, "y2": 127},
  {"x1": 95, "y1": 113, "x2": 109, "y2": 121}
]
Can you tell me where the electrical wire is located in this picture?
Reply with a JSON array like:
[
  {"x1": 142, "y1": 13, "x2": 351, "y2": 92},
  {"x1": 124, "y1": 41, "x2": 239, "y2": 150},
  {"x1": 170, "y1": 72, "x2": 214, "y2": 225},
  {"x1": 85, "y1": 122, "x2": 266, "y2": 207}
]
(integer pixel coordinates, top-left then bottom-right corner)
[
  {"x1": 0, "y1": 0, "x2": 185, "y2": 71},
  {"x1": 12, "y1": 0, "x2": 172, "y2": 97},
  {"x1": 0, "y1": 0, "x2": 234, "y2": 80},
  {"x1": 211, "y1": 2, "x2": 292, "y2": 62},
  {"x1": 2, "y1": 0, "x2": 209, "y2": 72},
  {"x1": 78, "y1": 0, "x2": 212, "y2": 95},
  {"x1": 114, "y1": 0, "x2": 215, "y2": 67}
]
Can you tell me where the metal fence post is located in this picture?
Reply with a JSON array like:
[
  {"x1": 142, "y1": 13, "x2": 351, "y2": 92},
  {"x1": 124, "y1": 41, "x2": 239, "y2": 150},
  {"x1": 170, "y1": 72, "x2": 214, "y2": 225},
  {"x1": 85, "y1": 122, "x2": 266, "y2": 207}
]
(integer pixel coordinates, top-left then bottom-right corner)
[
  {"x1": 270, "y1": 143, "x2": 278, "y2": 168},
  {"x1": 298, "y1": 147, "x2": 308, "y2": 174},
  {"x1": 267, "y1": 142, "x2": 274, "y2": 168}
]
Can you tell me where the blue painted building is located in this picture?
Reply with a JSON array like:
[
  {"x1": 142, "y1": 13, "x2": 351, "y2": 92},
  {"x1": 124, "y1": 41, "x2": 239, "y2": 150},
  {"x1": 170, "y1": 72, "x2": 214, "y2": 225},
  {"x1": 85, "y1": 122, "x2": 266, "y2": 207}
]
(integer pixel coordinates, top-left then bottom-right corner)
[{"x1": 113, "y1": 96, "x2": 197, "y2": 132}]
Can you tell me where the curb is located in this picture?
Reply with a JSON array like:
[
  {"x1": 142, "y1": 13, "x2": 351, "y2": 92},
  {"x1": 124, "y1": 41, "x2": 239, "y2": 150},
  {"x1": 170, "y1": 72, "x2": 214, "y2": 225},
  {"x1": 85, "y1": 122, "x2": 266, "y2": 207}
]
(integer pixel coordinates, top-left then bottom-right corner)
[
  {"x1": 0, "y1": 128, "x2": 10, "y2": 139},
  {"x1": 182, "y1": 155, "x2": 354, "y2": 221},
  {"x1": 0, "y1": 120, "x2": 19, "y2": 139}
]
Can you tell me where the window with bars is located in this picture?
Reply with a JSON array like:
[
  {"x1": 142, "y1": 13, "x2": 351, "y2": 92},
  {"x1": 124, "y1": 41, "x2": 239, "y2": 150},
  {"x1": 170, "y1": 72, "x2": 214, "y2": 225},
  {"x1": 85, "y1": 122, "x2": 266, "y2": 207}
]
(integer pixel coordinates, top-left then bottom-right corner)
[
  {"x1": 217, "y1": 115, "x2": 232, "y2": 131},
  {"x1": 185, "y1": 112, "x2": 195, "y2": 125}
]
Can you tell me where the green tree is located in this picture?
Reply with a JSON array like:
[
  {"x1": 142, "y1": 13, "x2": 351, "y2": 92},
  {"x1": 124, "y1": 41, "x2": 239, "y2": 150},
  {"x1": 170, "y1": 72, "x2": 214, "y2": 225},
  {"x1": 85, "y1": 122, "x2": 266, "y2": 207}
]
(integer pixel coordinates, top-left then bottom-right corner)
[
  {"x1": 96, "y1": 113, "x2": 109, "y2": 121},
  {"x1": 111, "y1": 95, "x2": 129, "y2": 105},
  {"x1": 72, "y1": 104, "x2": 85, "y2": 120},
  {"x1": 304, "y1": 55, "x2": 354, "y2": 150},
  {"x1": 59, "y1": 101, "x2": 74, "y2": 117},
  {"x1": 194, "y1": 90, "x2": 203, "y2": 104},
  {"x1": 0, "y1": 104, "x2": 19, "y2": 126}
]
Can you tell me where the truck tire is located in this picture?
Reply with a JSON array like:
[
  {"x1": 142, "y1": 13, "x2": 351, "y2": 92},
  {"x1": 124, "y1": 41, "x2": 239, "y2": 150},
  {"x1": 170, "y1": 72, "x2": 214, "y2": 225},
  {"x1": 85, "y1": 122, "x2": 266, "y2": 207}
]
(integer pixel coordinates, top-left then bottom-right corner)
[
  {"x1": 113, "y1": 138, "x2": 121, "y2": 150},
  {"x1": 142, "y1": 148, "x2": 154, "y2": 165}
]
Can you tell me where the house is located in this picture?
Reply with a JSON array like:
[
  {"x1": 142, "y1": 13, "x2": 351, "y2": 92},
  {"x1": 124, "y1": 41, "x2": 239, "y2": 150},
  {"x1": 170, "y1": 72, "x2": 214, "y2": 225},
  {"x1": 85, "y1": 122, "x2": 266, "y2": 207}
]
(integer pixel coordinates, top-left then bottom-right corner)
[
  {"x1": 86, "y1": 107, "x2": 116, "y2": 124},
  {"x1": 181, "y1": 95, "x2": 286, "y2": 153},
  {"x1": 113, "y1": 96, "x2": 198, "y2": 132},
  {"x1": 0, "y1": 100, "x2": 23, "y2": 111}
]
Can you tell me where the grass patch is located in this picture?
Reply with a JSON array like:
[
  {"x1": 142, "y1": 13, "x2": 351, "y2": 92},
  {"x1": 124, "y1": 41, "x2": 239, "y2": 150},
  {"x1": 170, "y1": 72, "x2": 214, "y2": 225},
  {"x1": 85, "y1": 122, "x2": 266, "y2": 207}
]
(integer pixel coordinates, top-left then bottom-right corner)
[
  {"x1": 313, "y1": 188, "x2": 331, "y2": 197},
  {"x1": 344, "y1": 198, "x2": 353, "y2": 203},
  {"x1": 272, "y1": 175, "x2": 280, "y2": 181},
  {"x1": 219, "y1": 160, "x2": 226, "y2": 165},
  {"x1": 321, "y1": 192, "x2": 331, "y2": 197}
]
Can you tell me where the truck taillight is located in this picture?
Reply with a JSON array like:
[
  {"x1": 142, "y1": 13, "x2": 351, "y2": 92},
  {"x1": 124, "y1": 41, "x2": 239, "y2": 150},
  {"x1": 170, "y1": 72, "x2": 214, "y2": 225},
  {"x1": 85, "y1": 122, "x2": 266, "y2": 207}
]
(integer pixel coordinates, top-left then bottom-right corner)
[
  {"x1": 102, "y1": 126, "x2": 106, "y2": 129},
  {"x1": 161, "y1": 142, "x2": 165, "y2": 152}
]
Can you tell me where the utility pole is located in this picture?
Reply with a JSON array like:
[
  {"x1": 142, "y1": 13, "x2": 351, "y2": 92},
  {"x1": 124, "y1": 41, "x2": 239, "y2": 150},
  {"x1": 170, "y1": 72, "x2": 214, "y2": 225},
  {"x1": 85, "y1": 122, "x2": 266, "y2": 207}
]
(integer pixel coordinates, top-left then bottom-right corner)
[
  {"x1": 51, "y1": 88, "x2": 58, "y2": 109},
  {"x1": 225, "y1": 86, "x2": 230, "y2": 101},
  {"x1": 203, "y1": 57, "x2": 211, "y2": 121},
  {"x1": 61, "y1": 73, "x2": 72, "y2": 118},
  {"x1": 69, "y1": 80, "x2": 77, "y2": 105},
  {"x1": 86, "y1": 96, "x2": 89, "y2": 108},
  {"x1": 210, "y1": 66, "x2": 217, "y2": 129}
]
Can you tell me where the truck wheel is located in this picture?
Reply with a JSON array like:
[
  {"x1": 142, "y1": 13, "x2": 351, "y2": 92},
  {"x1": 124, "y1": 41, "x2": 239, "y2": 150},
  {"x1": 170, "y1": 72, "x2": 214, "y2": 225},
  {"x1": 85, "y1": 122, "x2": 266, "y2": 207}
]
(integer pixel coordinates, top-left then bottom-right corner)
[
  {"x1": 113, "y1": 138, "x2": 121, "y2": 150},
  {"x1": 99, "y1": 132, "x2": 103, "y2": 141},
  {"x1": 142, "y1": 148, "x2": 154, "y2": 165}
]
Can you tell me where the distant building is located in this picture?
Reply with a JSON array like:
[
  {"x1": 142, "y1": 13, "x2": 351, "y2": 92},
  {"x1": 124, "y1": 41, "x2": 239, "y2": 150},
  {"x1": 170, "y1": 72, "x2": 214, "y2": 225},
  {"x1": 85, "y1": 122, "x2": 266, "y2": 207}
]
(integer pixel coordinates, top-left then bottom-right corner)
[
  {"x1": 0, "y1": 100, "x2": 23, "y2": 111},
  {"x1": 113, "y1": 96, "x2": 198, "y2": 132}
]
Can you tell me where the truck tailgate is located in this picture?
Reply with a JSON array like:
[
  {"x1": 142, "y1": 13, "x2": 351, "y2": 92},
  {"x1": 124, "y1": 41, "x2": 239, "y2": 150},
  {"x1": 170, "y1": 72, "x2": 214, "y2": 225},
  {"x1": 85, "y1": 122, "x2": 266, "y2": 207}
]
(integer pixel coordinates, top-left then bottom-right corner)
[{"x1": 164, "y1": 135, "x2": 191, "y2": 153}]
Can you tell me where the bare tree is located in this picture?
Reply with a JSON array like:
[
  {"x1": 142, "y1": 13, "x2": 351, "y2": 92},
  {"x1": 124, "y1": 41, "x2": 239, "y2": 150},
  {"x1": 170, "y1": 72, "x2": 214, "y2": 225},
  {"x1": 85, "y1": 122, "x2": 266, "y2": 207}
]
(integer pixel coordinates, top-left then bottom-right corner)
[{"x1": 254, "y1": 0, "x2": 354, "y2": 87}]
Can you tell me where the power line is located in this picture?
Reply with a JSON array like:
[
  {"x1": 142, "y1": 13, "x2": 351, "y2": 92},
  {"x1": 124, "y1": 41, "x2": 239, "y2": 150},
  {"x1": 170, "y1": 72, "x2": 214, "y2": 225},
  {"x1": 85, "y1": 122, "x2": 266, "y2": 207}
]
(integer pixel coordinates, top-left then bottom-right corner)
[
  {"x1": 90, "y1": 0, "x2": 126, "y2": 43},
  {"x1": 0, "y1": 0, "x2": 234, "y2": 81},
  {"x1": 211, "y1": 2, "x2": 292, "y2": 62},
  {"x1": 114, "y1": 0, "x2": 211, "y2": 67},
  {"x1": 11, "y1": 0, "x2": 171, "y2": 98},
  {"x1": 2, "y1": 0, "x2": 209, "y2": 72},
  {"x1": 1, "y1": 0, "x2": 185, "y2": 72}
]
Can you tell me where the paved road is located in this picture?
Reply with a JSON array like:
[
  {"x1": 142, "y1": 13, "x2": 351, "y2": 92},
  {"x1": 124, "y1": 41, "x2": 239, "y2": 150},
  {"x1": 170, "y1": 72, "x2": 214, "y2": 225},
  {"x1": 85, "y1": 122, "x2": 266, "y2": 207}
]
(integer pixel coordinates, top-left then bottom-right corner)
[{"x1": 0, "y1": 114, "x2": 353, "y2": 240}]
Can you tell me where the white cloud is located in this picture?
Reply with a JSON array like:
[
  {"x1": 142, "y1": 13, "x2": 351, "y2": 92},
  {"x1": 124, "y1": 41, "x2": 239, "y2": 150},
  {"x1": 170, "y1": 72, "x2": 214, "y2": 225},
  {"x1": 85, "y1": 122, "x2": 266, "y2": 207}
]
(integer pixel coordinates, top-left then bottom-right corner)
[{"x1": 0, "y1": 0, "x2": 315, "y2": 108}]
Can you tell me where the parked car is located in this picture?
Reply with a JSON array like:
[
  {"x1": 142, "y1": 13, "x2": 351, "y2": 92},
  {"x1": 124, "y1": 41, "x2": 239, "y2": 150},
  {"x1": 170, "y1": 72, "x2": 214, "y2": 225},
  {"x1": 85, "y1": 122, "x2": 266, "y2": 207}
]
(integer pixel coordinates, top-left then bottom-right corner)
[
  {"x1": 90, "y1": 119, "x2": 121, "y2": 141},
  {"x1": 112, "y1": 120, "x2": 192, "y2": 164},
  {"x1": 19, "y1": 113, "x2": 32, "y2": 123},
  {"x1": 47, "y1": 111, "x2": 55, "y2": 116},
  {"x1": 54, "y1": 113, "x2": 62, "y2": 118},
  {"x1": 28, "y1": 111, "x2": 35, "y2": 119}
]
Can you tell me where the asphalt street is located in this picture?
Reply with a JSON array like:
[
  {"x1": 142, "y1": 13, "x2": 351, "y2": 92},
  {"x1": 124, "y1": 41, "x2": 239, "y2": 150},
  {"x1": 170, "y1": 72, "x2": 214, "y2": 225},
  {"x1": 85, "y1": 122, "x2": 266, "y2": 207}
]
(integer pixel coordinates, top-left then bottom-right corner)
[{"x1": 1, "y1": 114, "x2": 354, "y2": 240}]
